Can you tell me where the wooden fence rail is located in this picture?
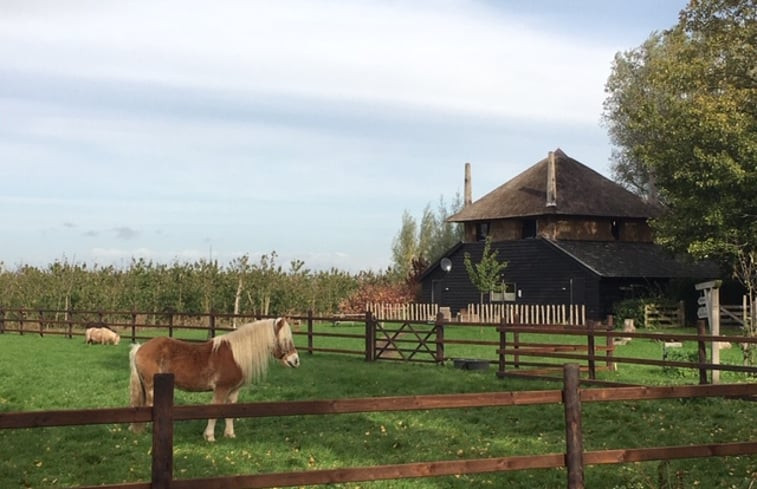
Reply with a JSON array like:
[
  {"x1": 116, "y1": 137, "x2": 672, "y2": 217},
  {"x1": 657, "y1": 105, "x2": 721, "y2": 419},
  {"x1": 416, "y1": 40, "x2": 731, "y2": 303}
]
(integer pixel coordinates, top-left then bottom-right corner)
[
  {"x1": 2, "y1": 368, "x2": 756, "y2": 489},
  {"x1": 3, "y1": 308, "x2": 757, "y2": 383}
]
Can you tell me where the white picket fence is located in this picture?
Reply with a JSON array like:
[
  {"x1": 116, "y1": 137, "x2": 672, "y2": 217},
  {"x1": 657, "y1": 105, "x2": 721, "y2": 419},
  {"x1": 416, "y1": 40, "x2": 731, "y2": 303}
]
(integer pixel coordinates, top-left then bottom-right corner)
[
  {"x1": 463, "y1": 303, "x2": 586, "y2": 326},
  {"x1": 365, "y1": 302, "x2": 440, "y2": 321},
  {"x1": 365, "y1": 302, "x2": 586, "y2": 326}
]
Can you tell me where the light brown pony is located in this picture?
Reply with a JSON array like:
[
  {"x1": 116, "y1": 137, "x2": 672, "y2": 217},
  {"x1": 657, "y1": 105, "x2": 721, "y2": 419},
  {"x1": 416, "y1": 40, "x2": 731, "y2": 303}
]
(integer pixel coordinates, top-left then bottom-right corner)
[{"x1": 129, "y1": 317, "x2": 299, "y2": 441}]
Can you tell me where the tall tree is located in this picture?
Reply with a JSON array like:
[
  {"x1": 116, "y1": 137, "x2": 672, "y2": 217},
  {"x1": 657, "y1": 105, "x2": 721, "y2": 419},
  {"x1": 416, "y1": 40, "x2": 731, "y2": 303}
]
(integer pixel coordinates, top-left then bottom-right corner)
[
  {"x1": 391, "y1": 210, "x2": 419, "y2": 280},
  {"x1": 428, "y1": 193, "x2": 464, "y2": 263},
  {"x1": 603, "y1": 0, "x2": 756, "y2": 361},
  {"x1": 391, "y1": 193, "x2": 464, "y2": 281}
]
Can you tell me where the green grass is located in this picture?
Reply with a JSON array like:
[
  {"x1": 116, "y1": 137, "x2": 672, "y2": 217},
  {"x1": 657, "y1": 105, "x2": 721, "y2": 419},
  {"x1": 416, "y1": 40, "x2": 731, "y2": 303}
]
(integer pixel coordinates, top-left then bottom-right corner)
[{"x1": 1, "y1": 332, "x2": 756, "y2": 489}]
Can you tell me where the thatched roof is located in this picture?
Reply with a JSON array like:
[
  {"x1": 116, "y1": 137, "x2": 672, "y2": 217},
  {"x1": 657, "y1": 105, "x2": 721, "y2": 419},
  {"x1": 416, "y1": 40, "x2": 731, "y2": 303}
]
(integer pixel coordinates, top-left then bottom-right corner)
[{"x1": 449, "y1": 149, "x2": 661, "y2": 222}]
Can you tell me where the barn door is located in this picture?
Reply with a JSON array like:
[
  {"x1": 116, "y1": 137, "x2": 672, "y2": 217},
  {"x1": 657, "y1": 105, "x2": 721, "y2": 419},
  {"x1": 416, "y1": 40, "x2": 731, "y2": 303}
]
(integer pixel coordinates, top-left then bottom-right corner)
[
  {"x1": 570, "y1": 277, "x2": 585, "y2": 306},
  {"x1": 431, "y1": 280, "x2": 443, "y2": 304}
]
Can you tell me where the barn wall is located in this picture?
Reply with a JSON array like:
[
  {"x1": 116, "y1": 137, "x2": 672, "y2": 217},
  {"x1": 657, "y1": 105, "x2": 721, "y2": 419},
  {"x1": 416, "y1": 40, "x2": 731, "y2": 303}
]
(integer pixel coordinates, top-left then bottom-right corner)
[
  {"x1": 462, "y1": 216, "x2": 653, "y2": 243},
  {"x1": 421, "y1": 239, "x2": 604, "y2": 320}
]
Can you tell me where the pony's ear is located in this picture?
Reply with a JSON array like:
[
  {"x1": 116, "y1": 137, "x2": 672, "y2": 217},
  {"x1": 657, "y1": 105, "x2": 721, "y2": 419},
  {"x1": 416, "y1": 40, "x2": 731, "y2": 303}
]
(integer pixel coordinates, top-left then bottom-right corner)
[{"x1": 274, "y1": 317, "x2": 284, "y2": 334}]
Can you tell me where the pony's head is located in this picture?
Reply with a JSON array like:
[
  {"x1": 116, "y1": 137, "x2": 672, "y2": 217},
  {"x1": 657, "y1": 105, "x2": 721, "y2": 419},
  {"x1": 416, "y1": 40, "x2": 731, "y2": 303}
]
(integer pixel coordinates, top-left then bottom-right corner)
[{"x1": 272, "y1": 317, "x2": 300, "y2": 368}]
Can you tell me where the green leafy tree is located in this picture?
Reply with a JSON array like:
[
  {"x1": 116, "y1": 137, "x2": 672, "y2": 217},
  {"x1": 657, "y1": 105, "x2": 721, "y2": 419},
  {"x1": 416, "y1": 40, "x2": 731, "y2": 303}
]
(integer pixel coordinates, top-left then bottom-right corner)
[
  {"x1": 391, "y1": 194, "x2": 464, "y2": 281},
  {"x1": 463, "y1": 237, "x2": 508, "y2": 304},
  {"x1": 603, "y1": 0, "x2": 756, "y2": 363},
  {"x1": 428, "y1": 193, "x2": 464, "y2": 263},
  {"x1": 391, "y1": 210, "x2": 419, "y2": 281}
]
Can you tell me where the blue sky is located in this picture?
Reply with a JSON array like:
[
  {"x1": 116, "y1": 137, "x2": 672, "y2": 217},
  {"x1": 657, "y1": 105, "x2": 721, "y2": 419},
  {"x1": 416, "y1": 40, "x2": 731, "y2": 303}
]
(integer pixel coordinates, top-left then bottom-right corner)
[{"x1": 0, "y1": 0, "x2": 687, "y2": 272}]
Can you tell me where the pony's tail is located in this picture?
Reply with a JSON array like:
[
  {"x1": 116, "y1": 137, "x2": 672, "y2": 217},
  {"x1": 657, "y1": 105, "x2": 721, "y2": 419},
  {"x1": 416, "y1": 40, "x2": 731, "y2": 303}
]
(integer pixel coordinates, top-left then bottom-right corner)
[{"x1": 128, "y1": 343, "x2": 146, "y2": 433}]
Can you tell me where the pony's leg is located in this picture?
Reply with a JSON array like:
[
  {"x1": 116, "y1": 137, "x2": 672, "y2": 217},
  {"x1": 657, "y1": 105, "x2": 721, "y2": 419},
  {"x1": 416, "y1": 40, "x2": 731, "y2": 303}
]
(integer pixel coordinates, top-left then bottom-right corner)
[
  {"x1": 203, "y1": 388, "x2": 230, "y2": 442},
  {"x1": 223, "y1": 389, "x2": 241, "y2": 439}
]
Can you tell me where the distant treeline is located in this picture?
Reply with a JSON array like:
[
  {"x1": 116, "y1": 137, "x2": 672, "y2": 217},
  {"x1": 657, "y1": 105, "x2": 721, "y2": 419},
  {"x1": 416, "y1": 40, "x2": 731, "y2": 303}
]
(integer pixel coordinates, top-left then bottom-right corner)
[{"x1": 0, "y1": 252, "x2": 392, "y2": 316}]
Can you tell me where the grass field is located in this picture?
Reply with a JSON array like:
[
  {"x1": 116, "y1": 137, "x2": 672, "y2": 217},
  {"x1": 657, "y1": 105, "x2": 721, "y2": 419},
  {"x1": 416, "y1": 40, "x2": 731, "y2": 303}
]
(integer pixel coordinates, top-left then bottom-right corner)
[{"x1": 1, "y1": 328, "x2": 756, "y2": 489}]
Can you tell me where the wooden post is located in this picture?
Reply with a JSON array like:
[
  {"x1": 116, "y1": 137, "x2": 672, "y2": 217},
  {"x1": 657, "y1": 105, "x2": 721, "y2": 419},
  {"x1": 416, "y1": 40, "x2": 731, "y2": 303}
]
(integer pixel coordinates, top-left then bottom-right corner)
[
  {"x1": 167, "y1": 312, "x2": 174, "y2": 338},
  {"x1": 498, "y1": 317, "x2": 507, "y2": 376},
  {"x1": 152, "y1": 373, "x2": 174, "y2": 489},
  {"x1": 513, "y1": 313, "x2": 520, "y2": 369},
  {"x1": 131, "y1": 310, "x2": 137, "y2": 343},
  {"x1": 605, "y1": 320, "x2": 615, "y2": 371},
  {"x1": 38, "y1": 309, "x2": 45, "y2": 337},
  {"x1": 434, "y1": 312, "x2": 445, "y2": 365},
  {"x1": 66, "y1": 308, "x2": 73, "y2": 339},
  {"x1": 696, "y1": 280, "x2": 722, "y2": 384},
  {"x1": 563, "y1": 364, "x2": 585, "y2": 489},
  {"x1": 209, "y1": 311, "x2": 216, "y2": 339},
  {"x1": 587, "y1": 321, "x2": 596, "y2": 380},
  {"x1": 711, "y1": 287, "x2": 721, "y2": 384},
  {"x1": 307, "y1": 309, "x2": 314, "y2": 355},
  {"x1": 365, "y1": 312, "x2": 376, "y2": 362},
  {"x1": 0, "y1": 308, "x2": 4, "y2": 334},
  {"x1": 697, "y1": 320, "x2": 708, "y2": 385},
  {"x1": 19, "y1": 309, "x2": 25, "y2": 336}
]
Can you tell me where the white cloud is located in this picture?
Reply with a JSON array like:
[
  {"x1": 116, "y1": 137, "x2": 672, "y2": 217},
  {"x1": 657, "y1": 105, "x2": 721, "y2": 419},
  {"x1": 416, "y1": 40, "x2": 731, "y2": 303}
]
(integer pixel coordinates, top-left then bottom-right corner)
[{"x1": 0, "y1": 0, "x2": 614, "y2": 125}]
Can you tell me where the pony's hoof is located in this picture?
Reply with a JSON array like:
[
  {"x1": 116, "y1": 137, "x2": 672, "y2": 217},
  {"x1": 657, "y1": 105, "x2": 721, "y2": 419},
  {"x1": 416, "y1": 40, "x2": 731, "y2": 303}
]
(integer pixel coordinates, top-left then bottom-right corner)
[
  {"x1": 224, "y1": 432, "x2": 236, "y2": 439},
  {"x1": 203, "y1": 433, "x2": 216, "y2": 442}
]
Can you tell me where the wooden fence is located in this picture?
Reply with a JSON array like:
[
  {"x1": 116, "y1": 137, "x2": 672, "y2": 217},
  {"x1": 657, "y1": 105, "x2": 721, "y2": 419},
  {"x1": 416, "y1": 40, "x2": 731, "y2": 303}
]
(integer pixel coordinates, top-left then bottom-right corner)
[
  {"x1": 464, "y1": 302, "x2": 586, "y2": 325},
  {"x1": 2, "y1": 367, "x2": 756, "y2": 489},
  {"x1": 366, "y1": 302, "x2": 586, "y2": 325},
  {"x1": 720, "y1": 295, "x2": 753, "y2": 328},
  {"x1": 3, "y1": 308, "x2": 757, "y2": 383},
  {"x1": 643, "y1": 302, "x2": 685, "y2": 328},
  {"x1": 365, "y1": 302, "x2": 439, "y2": 321},
  {"x1": 643, "y1": 297, "x2": 753, "y2": 329}
]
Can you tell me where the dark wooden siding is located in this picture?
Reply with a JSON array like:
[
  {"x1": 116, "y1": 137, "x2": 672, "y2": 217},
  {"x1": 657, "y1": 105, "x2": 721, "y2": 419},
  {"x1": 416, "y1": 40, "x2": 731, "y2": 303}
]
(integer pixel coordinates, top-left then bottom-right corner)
[{"x1": 421, "y1": 239, "x2": 604, "y2": 320}]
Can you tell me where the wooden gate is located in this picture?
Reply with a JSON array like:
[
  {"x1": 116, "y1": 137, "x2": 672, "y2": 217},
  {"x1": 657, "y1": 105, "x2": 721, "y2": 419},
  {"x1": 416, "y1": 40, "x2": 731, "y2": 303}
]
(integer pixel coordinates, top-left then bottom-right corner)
[{"x1": 366, "y1": 313, "x2": 443, "y2": 364}]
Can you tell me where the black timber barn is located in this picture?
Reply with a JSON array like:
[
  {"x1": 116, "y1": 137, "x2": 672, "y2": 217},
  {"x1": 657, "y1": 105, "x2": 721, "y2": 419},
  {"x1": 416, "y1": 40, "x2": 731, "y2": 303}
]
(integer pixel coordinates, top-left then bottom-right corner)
[{"x1": 419, "y1": 149, "x2": 718, "y2": 321}]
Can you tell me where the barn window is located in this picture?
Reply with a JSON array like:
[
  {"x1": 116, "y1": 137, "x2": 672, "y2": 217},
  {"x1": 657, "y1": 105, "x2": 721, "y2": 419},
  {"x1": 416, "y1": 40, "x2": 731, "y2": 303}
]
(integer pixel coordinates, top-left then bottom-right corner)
[
  {"x1": 521, "y1": 219, "x2": 537, "y2": 238},
  {"x1": 476, "y1": 222, "x2": 490, "y2": 241},
  {"x1": 611, "y1": 219, "x2": 621, "y2": 240}
]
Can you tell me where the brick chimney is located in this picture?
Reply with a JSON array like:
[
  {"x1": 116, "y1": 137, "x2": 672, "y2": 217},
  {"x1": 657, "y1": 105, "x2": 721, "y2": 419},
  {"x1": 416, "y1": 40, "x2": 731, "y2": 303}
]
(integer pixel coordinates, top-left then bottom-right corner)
[
  {"x1": 464, "y1": 162, "x2": 472, "y2": 207},
  {"x1": 546, "y1": 151, "x2": 557, "y2": 208}
]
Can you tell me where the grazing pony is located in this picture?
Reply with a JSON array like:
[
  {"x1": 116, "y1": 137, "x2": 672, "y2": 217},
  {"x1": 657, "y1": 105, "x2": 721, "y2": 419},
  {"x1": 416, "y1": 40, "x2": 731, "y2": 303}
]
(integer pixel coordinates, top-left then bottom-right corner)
[
  {"x1": 85, "y1": 326, "x2": 121, "y2": 345},
  {"x1": 129, "y1": 317, "x2": 300, "y2": 441}
]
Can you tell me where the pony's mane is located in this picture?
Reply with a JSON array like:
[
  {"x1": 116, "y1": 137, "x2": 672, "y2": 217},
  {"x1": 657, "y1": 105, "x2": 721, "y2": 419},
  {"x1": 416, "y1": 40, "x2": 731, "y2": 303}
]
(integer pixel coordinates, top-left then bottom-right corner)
[{"x1": 212, "y1": 318, "x2": 280, "y2": 383}]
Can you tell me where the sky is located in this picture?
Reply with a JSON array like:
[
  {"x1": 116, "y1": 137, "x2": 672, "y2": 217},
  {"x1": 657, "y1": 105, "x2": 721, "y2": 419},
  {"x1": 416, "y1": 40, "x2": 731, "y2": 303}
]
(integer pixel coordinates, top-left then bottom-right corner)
[{"x1": 0, "y1": 0, "x2": 689, "y2": 273}]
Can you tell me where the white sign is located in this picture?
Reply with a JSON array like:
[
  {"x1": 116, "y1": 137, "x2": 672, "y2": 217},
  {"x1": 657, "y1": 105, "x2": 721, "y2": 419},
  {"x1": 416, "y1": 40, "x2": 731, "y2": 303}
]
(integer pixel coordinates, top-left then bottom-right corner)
[
  {"x1": 697, "y1": 296, "x2": 707, "y2": 306},
  {"x1": 697, "y1": 306, "x2": 708, "y2": 319}
]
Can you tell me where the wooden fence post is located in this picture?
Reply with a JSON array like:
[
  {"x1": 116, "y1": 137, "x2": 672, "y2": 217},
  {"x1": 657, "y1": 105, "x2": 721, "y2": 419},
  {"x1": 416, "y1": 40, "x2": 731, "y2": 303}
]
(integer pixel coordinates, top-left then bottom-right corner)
[
  {"x1": 498, "y1": 317, "x2": 507, "y2": 376},
  {"x1": 209, "y1": 312, "x2": 216, "y2": 339},
  {"x1": 307, "y1": 309, "x2": 314, "y2": 355},
  {"x1": 434, "y1": 312, "x2": 445, "y2": 365},
  {"x1": 19, "y1": 309, "x2": 25, "y2": 336},
  {"x1": 587, "y1": 321, "x2": 596, "y2": 380},
  {"x1": 563, "y1": 364, "x2": 585, "y2": 489},
  {"x1": 697, "y1": 320, "x2": 708, "y2": 385},
  {"x1": 365, "y1": 312, "x2": 376, "y2": 362},
  {"x1": 38, "y1": 309, "x2": 45, "y2": 337},
  {"x1": 152, "y1": 373, "x2": 174, "y2": 489},
  {"x1": 0, "y1": 308, "x2": 4, "y2": 334},
  {"x1": 167, "y1": 311, "x2": 174, "y2": 338},
  {"x1": 66, "y1": 308, "x2": 73, "y2": 339},
  {"x1": 131, "y1": 310, "x2": 137, "y2": 343},
  {"x1": 605, "y1": 320, "x2": 615, "y2": 371},
  {"x1": 513, "y1": 313, "x2": 520, "y2": 369}
]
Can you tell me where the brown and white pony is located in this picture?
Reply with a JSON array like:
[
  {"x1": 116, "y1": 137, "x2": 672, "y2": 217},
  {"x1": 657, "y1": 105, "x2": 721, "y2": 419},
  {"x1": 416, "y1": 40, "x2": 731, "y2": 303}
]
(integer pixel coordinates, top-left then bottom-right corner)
[{"x1": 129, "y1": 317, "x2": 299, "y2": 441}]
